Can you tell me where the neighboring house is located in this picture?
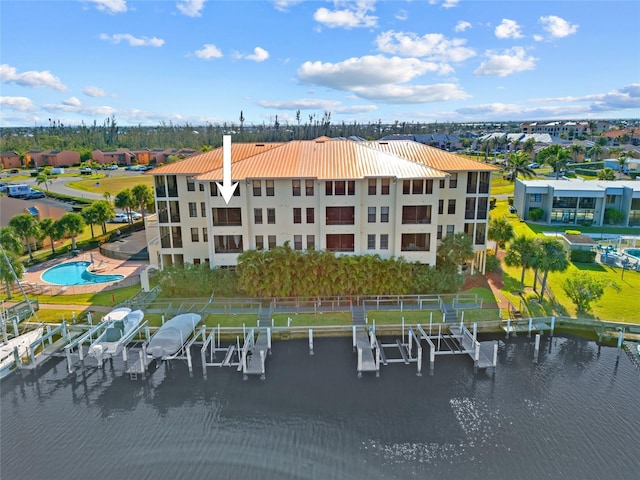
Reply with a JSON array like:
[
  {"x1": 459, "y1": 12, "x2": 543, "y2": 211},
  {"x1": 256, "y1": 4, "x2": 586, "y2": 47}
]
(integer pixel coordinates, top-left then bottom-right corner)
[
  {"x1": 149, "y1": 148, "x2": 197, "y2": 165},
  {"x1": 379, "y1": 134, "x2": 462, "y2": 151},
  {"x1": 92, "y1": 148, "x2": 135, "y2": 166},
  {"x1": 513, "y1": 178, "x2": 640, "y2": 227},
  {"x1": 26, "y1": 149, "x2": 80, "y2": 168},
  {"x1": 145, "y1": 138, "x2": 498, "y2": 274},
  {"x1": 1, "y1": 151, "x2": 21, "y2": 169},
  {"x1": 130, "y1": 148, "x2": 152, "y2": 165}
]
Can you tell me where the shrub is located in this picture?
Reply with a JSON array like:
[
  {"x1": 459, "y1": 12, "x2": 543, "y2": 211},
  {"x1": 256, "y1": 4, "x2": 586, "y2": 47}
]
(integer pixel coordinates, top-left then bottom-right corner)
[
  {"x1": 604, "y1": 208, "x2": 625, "y2": 225},
  {"x1": 507, "y1": 196, "x2": 514, "y2": 206},
  {"x1": 485, "y1": 255, "x2": 501, "y2": 272},
  {"x1": 570, "y1": 250, "x2": 596, "y2": 263},
  {"x1": 565, "y1": 230, "x2": 581, "y2": 235},
  {"x1": 527, "y1": 207, "x2": 544, "y2": 221}
]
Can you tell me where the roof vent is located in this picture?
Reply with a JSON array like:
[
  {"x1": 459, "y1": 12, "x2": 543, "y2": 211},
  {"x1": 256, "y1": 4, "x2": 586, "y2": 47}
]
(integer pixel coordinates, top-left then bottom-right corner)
[
  {"x1": 379, "y1": 142, "x2": 388, "y2": 145},
  {"x1": 255, "y1": 143, "x2": 265, "y2": 147}
]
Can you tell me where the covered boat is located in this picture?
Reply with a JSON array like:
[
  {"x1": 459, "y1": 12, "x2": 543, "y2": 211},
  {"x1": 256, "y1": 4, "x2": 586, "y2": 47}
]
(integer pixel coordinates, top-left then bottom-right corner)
[
  {"x1": 88, "y1": 309, "x2": 144, "y2": 364},
  {"x1": 148, "y1": 313, "x2": 201, "y2": 359},
  {"x1": 0, "y1": 327, "x2": 44, "y2": 380}
]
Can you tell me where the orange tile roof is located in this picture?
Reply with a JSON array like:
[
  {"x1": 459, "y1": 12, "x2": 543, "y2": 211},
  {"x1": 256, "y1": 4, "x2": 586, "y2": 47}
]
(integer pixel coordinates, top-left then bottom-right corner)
[
  {"x1": 195, "y1": 139, "x2": 447, "y2": 181},
  {"x1": 148, "y1": 142, "x2": 284, "y2": 175},
  {"x1": 363, "y1": 140, "x2": 500, "y2": 172}
]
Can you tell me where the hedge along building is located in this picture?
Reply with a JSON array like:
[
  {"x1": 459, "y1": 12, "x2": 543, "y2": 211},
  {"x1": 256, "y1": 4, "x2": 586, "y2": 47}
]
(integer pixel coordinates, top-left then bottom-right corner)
[{"x1": 144, "y1": 138, "x2": 498, "y2": 274}]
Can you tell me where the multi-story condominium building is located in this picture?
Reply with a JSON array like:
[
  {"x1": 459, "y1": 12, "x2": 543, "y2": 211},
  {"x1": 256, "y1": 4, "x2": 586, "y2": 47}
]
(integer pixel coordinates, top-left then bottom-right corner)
[
  {"x1": 514, "y1": 178, "x2": 640, "y2": 227},
  {"x1": 145, "y1": 138, "x2": 498, "y2": 274},
  {"x1": 521, "y1": 121, "x2": 590, "y2": 139}
]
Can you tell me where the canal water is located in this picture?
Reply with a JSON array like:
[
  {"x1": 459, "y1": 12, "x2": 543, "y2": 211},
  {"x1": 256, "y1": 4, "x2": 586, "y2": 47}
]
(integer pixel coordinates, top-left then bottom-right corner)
[{"x1": 1, "y1": 335, "x2": 639, "y2": 480}]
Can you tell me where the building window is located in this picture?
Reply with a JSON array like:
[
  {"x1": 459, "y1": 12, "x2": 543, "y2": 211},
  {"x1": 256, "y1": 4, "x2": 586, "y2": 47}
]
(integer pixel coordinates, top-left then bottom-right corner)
[
  {"x1": 155, "y1": 176, "x2": 166, "y2": 197},
  {"x1": 367, "y1": 234, "x2": 375, "y2": 250},
  {"x1": 606, "y1": 195, "x2": 616, "y2": 204},
  {"x1": 193, "y1": 258, "x2": 200, "y2": 265},
  {"x1": 170, "y1": 201, "x2": 180, "y2": 222},
  {"x1": 479, "y1": 172, "x2": 490, "y2": 194},
  {"x1": 425, "y1": 180, "x2": 433, "y2": 194},
  {"x1": 268, "y1": 235, "x2": 276, "y2": 249},
  {"x1": 326, "y1": 234, "x2": 354, "y2": 252},
  {"x1": 335, "y1": 181, "x2": 346, "y2": 195},
  {"x1": 440, "y1": 179, "x2": 445, "y2": 189},
  {"x1": 381, "y1": 178, "x2": 390, "y2": 195},
  {"x1": 167, "y1": 175, "x2": 178, "y2": 196},
  {"x1": 464, "y1": 223, "x2": 474, "y2": 236},
  {"x1": 214, "y1": 235, "x2": 243, "y2": 253},
  {"x1": 266, "y1": 180, "x2": 275, "y2": 196},
  {"x1": 305, "y1": 179, "x2": 314, "y2": 196},
  {"x1": 438, "y1": 199, "x2": 444, "y2": 215},
  {"x1": 187, "y1": 177, "x2": 195, "y2": 192},
  {"x1": 307, "y1": 235, "x2": 315, "y2": 250},
  {"x1": 191, "y1": 227, "x2": 199, "y2": 242},
  {"x1": 437, "y1": 225, "x2": 443, "y2": 240},
  {"x1": 368, "y1": 206, "x2": 376, "y2": 223},
  {"x1": 446, "y1": 225, "x2": 455, "y2": 236},
  {"x1": 402, "y1": 205, "x2": 432, "y2": 224},
  {"x1": 199, "y1": 183, "x2": 204, "y2": 192},
  {"x1": 200, "y1": 202, "x2": 206, "y2": 217},
  {"x1": 210, "y1": 182, "x2": 218, "y2": 196},
  {"x1": 294, "y1": 235, "x2": 303, "y2": 250},
  {"x1": 380, "y1": 234, "x2": 389, "y2": 250},
  {"x1": 448, "y1": 199, "x2": 456, "y2": 214},
  {"x1": 212, "y1": 208, "x2": 242, "y2": 226},
  {"x1": 403, "y1": 180, "x2": 411, "y2": 194},
  {"x1": 477, "y1": 197, "x2": 488, "y2": 220},
  {"x1": 160, "y1": 226, "x2": 171, "y2": 248},
  {"x1": 368, "y1": 179, "x2": 376, "y2": 195},
  {"x1": 326, "y1": 206, "x2": 355, "y2": 225},
  {"x1": 252, "y1": 180, "x2": 261, "y2": 196},
  {"x1": 293, "y1": 208, "x2": 302, "y2": 224},
  {"x1": 171, "y1": 226, "x2": 182, "y2": 248},
  {"x1": 348, "y1": 181, "x2": 355, "y2": 195},
  {"x1": 530, "y1": 194, "x2": 542, "y2": 203},
  {"x1": 467, "y1": 172, "x2": 478, "y2": 194},
  {"x1": 401, "y1": 233, "x2": 430, "y2": 251},
  {"x1": 292, "y1": 180, "x2": 301, "y2": 196},
  {"x1": 465, "y1": 198, "x2": 476, "y2": 220},
  {"x1": 202, "y1": 227, "x2": 208, "y2": 242},
  {"x1": 449, "y1": 173, "x2": 458, "y2": 188},
  {"x1": 256, "y1": 235, "x2": 264, "y2": 250},
  {"x1": 325, "y1": 181, "x2": 333, "y2": 195},
  {"x1": 579, "y1": 198, "x2": 595, "y2": 209},
  {"x1": 306, "y1": 208, "x2": 314, "y2": 224},
  {"x1": 254, "y1": 208, "x2": 263, "y2": 224},
  {"x1": 267, "y1": 208, "x2": 276, "y2": 224},
  {"x1": 475, "y1": 222, "x2": 486, "y2": 245},
  {"x1": 157, "y1": 201, "x2": 168, "y2": 223},
  {"x1": 553, "y1": 197, "x2": 578, "y2": 208},
  {"x1": 189, "y1": 202, "x2": 197, "y2": 218},
  {"x1": 380, "y1": 206, "x2": 389, "y2": 223},
  {"x1": 413, "y1": 179, "x2": 424, "y2": 194}
]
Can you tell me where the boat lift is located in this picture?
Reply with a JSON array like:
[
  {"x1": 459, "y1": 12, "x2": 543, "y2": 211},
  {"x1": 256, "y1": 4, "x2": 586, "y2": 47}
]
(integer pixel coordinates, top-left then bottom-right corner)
[
  {"x1": 241, "y1": 327, "x2": 271, "y2": 380},
  {"x1": 63, "y1": 322, "x2": 111, "y2": 373},
  {"x1": 200, "y1": 324, "x2": 242, "y2": 379},
  {"x1": 356, "y1": 323, "x2": 423, "y2": 376}
]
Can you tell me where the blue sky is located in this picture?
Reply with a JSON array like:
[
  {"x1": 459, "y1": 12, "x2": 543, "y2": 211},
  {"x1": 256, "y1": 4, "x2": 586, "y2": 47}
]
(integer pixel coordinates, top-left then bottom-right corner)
[{"x1": 1, "y1": 0, "x2": 639, "y2": 127}]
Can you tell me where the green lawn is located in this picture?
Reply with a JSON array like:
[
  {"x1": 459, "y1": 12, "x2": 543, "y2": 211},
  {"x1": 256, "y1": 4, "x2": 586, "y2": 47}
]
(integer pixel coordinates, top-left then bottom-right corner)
[{"x1": 67, "y1": 175, "x2": 152, "y2": 195}]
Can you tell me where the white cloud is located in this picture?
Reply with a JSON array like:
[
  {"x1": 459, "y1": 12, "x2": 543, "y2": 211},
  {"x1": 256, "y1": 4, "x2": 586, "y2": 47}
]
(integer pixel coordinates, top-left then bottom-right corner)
[
  {"x1": 375, "y1": 30, "x2": 476, "y2": 63},
  {"x1": 314, "y1": 1, "x2": 378, "y2": 29},
  {"x1": 454, "y1": 21, "x2": 471, "y2": 33},
  {"x1": 0, "y1": 96, "x2": 36, "y2": 112},
  {"x1": 443, "y1": 0, "x2": 460, "y2": 8},
  {"x1": 298, "y1": 55, "x2": 445, "y2": 90},
  {"x1": 194, "y1": 44, "x2": 223, "y2": 60},
  {"x1": 0, "y1": 64, "x2": 67, "y2": 91},
  {"x1": 42, "y1": 101, "x2": 117, "y2": 117},
  {"x1": 474, "y1": 47, "x2": 537, "y2": 77},
  {"x1": 395, "y1": 9, "x2": 408, "y2": 21},
  {"x1": 236, "y1": 47, "x2": 270, "y2": 62},
  {"x1": 495, "y1": 19, "x2": 523, "y2": 39},
  {"x1": 84, "y1": 86, "x2": 109, "y2": 97},
  {"x1": 351, "y1": 83, "x2": 470, "y2": 104},
  {"x1": 62, "y1": 97, "x2": 82, "y2": 107},
  {"x1": 257, "y1": 98, "x2": 377, "y2": 114},
  {"x1": 177, "y1": 0, "x2": 206, "y2": 17},
  {"x1": 539, "y1": 15, "x2": 578, "y2": 39},
  {"x1": 531, "y1": 84, "x2": 640, "y2": 112},
  {"x1": 99, "y1": 33, "x2": 164, "y2": 47},
  {"x1": 271, "y1": 0, "x2": 304, "y2": 12},
  {"x1": 533, "y1": 34, "x2": 543, "y2": 42},
  {"x1": 87, "y1": 0, "x2": 127, "y2": 14}
]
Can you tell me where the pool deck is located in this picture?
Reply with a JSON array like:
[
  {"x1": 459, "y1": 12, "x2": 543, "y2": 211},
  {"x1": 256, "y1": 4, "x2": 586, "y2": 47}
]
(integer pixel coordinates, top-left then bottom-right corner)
[{"x1": 20, "y1": 248, "x2": 148, "y2": 296}]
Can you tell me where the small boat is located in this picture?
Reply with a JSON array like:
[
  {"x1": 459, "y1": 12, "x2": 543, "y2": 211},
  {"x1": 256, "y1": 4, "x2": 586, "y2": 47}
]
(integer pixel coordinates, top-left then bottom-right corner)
[
  {"x1": 0, "y1": 327, "x2": 44, "y2": 380},
  {"x1": 88, "y1": 309, "x2": 144, "y2": 364},
  {"x1": 148, "y1": 313, "x2": 201, "y2": 360}
]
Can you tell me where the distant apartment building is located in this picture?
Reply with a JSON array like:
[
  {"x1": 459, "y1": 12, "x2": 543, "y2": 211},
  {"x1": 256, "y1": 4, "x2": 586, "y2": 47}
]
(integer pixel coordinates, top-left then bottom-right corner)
[
  {"x1": 520, "y1": 121, "x2": 590, "y2": 139},
  {"x1": 0, "y1": 151, "x2": 21, "y2": 169},
  {"x1": 149, "y1": 148, "x2": 197, "y2": 165},
  {"x1": 145, "y1": 138, "x2": 498, "y2": 274},
  {"x1": 514, "y1": 178, "x2": 640, "y2": 227},
  {"x1": 92, "y1": 148, "x2": 135, "y2": 166},
  {"x1": 25, "y1": 149, "x2": 80, "y2": 168}
]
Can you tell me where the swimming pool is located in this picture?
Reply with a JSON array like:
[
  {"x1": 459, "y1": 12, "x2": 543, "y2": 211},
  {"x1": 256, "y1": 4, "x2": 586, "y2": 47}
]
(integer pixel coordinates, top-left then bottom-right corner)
[
  {"x1": 625, "y1": 248, "x2": 640, "y2": 259},
  {"x1": 41, "y1": 261, "x2": 124, "y2": 286}
]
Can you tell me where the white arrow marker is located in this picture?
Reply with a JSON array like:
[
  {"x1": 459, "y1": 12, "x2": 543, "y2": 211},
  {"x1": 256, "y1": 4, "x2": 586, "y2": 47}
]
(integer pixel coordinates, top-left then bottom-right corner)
[{"x1": 216, "y1": 134, "x2": 238, "y2": 205}]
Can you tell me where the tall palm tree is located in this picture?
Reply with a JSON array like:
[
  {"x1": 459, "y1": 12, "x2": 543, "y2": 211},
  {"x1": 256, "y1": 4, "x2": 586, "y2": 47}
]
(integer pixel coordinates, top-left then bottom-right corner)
[
  {"x1": 588, "y1": 144, "x2": 603, "y2": 162},
  {"x1": 92, "y1": 200, "x2": 115, "y2": 234},
  {"x1": 115, "y1": 189, "x2": 136, "y2": 224},
  {"x1": 9, "y1": 213, "x2": 40, "y2": 261},
  {"x1": 504, "y1": 236, "x2": 542, "y2": 293},
  {"x1": 131, "y1": 184, "x2": 154, "y2": 218},
  {"x1": 487, "y1": 217, "x2": 515, "y2": 257},
  {"x1": 0, "y1": 226, "x2": 22, "y2": 255},
  {"x1": 536, "y1": 237, "x2": 569, "y2": 301},
  {"x1": 538, "y1": 145, "x2": 571, "y2": 179},
  {"x1": 36, "y1": 172, "x2": 52, "y2": 191},
  {"x1": 39, "y1": 218, "x2": 64, "y2": 254},
  {"x1": 81, "y1": 205, "x2": 100, "y2": 238},
  {"x1": 504, "y1": 151, "x2": 535, "y2": 182},
  {"x1": 436, "y1": 232, "x2": 474, "y2": 269},
  {"x1": 617, "y1": 152, "x2": 628, "y2": 179},
  {"x1": 569, "y1": 144, "x2": 584, "y2": 162},
  {"x1": 0, "y1": 245, "x2": 24, "y2": 299},
  {"x1": 59, "y1": 212, "x2": 85, "y2": 251}
]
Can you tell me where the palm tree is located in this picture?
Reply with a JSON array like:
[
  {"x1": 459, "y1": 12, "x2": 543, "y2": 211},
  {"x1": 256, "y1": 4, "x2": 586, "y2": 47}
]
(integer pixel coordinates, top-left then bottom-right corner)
[
  {"x1": 487, "y1": 217, "x2": 515, "y2": 257},
  {"x1": 536, "y1": 237, "x2": 569, "y2": 301},
  {"x1": 115, "y1": 189, "x2": 136, "y2": 224},
  {"x1": 617, "y1": 153, "x2": 628, "y2": 180},
  {"x1": 9, "y1": 213, "x2": 40, "y2": 261},
  {"x1": 588, "y1": 144, "x2": 603, "y2": 162},
  {"x1": 92, "y1": 200, "x2": 115, "y2": 234},
  {"x1": 436, "y1": 232, "x2": 474, "y2": 270},
  {"x1": 39, "y1": 218, "x2": 64, "y2": 254},
  {"x1": 36, "y1": 172, "x2": 52, "y2": 191},
  {"x1": 538, "y1": 145, "x2": 570, "y2": 179},
  {"x1": 103, "y1": 191, "x2": 113, "y2": 204},
  {"x1": 569, "y1": 144, "x2": 584, "y2": 162},
  {"x1": 504, "y1": 236, "x2": 542, "y2": 293},
  {"x1": 522, "y1": 138, "x2": 536, "y2": 157},
  {"x1": 81, "y1": 205, "x2": 100, "y2": 238},
  {"x1": 59, "y1": 212, "x2": 85, "y2": 251},
  {"x1": 131, "y1": 184, "x2": 154, "y2": 218},
  {"x1": 504, "y1": 151, "x2": 535, "y2": 182},
  {"x1": 0, "y1": 226, "x2": 22, "y2": 255},
  {"x1": 0, "y1": 245, "x2": 24, "y2": 299}
]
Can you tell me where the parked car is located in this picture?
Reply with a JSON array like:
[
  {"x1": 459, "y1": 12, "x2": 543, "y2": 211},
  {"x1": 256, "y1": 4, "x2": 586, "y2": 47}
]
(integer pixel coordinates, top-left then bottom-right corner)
[
  {"x1": 528, "y1": 162, "x2": 540, "y2": 169},
  {"x1": 25, "y1": 189, "x2": 46, "y2": 199},
  {"x1": 10, "y1": 169, "x2": 20, "y2": 174},
  {"x1": 110, "y1": 213, "x2": 129, "y2": 223}
]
